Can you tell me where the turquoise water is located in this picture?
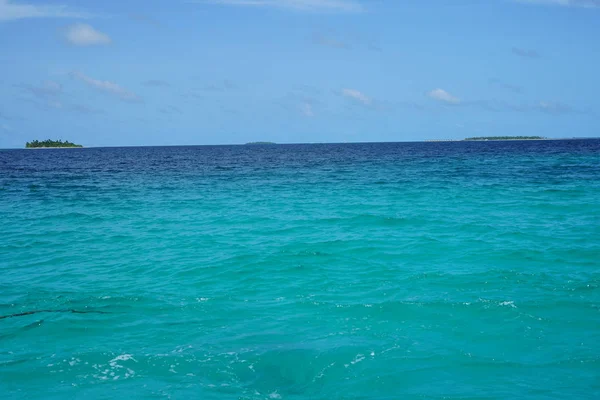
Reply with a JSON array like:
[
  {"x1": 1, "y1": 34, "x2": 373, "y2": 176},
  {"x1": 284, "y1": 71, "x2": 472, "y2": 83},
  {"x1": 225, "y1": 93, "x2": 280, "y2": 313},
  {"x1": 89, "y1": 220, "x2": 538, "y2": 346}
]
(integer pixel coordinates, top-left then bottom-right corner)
[{"x1": 1, "y1": 141, "x2": 599, "y2": 399}]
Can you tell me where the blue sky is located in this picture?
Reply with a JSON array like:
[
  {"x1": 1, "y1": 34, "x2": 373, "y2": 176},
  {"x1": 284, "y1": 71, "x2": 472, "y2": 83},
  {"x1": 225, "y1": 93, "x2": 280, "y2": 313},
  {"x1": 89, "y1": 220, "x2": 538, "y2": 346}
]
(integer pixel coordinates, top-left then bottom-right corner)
[{"x1": 0, "y1": 0, "x2": 598, "y2": 147}]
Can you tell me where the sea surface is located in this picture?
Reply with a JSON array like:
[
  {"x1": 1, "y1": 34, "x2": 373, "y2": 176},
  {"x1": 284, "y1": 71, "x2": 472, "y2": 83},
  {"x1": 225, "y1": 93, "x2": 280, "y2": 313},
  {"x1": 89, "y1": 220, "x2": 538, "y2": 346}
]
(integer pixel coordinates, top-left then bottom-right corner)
[{"x1": 1, "y1": 140, "x2": 599, "y2": 399}]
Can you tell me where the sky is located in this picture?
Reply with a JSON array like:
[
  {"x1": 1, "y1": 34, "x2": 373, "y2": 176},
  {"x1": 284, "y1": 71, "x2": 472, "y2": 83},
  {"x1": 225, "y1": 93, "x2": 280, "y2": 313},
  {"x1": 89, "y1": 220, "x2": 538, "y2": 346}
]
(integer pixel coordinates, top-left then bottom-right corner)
[{"x1": 0, "y1": 0, "x2": 598, "y2": 147}]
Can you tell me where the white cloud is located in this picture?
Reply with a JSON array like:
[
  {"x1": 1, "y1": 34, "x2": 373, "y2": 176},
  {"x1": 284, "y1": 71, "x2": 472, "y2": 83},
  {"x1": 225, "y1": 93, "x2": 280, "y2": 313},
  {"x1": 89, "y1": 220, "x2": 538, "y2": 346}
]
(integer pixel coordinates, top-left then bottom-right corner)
[
  {"x1": 515, "y1": 0, "x2": 600, "y2": 8},
  {"x1": 427, "y1": 88, "x2": 461, "y2": 105},
  {"x1": 70, "y1": 71, "x2": 141, "y2": 103},
  {"x1": 0, "y1": 0, "x2": 89, "y2": 22},
  {"x1": 64, "y1": 23, "x2": 110, "y2": 46},
  {"x1": 301, "y1": 102, "x2": 314, "y2": 117},
  {"x1": 341, "y1": 88, "x2": 372, "y2": 105},
  {"x1": 201, "y1": 0, "x2": 363, "y2": 13}
]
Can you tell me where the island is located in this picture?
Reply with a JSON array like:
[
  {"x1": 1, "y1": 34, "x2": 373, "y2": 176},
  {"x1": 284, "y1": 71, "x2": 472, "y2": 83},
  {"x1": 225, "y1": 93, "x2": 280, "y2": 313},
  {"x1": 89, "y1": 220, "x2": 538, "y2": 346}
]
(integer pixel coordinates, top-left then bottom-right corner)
[
  {"x1": 463, "y1": 136, "x2": 546, "y2": 141},
  {"x1": 245, "y1": 141, "x2": 276, "y2": 145},
  {"x1": 26, "y1": 139, "x2": 83, "y2": 148}
]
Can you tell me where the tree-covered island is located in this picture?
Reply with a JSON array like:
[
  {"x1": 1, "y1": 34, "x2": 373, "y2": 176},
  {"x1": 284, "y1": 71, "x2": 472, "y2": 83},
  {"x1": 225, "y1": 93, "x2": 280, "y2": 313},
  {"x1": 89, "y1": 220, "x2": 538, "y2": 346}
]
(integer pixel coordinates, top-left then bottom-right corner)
[
  {"x1": 463, "y1": 136, "x2": 546, "y2": 141},
  {"x1": 26, "y1": 139, "x2": 83, "y2": 148},
  {"x1": 245, "y1": 141, "x2": 277, "y2": 145}
]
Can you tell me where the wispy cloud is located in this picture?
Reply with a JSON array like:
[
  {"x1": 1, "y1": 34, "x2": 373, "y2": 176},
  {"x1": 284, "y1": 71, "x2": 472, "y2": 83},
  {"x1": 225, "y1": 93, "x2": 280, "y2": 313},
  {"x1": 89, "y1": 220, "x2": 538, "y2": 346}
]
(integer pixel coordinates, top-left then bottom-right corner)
[
  {"x1": 159, "y1": 105, "x2": 182, "y2": 115},
  {"x1": 47, "y1": 100, "x2": 63, "y2": 109},
  {"x1": 489, "y1": 78, "x2": 524, "y2": 94},
  {"x1": 17, "y1": 80, "x2": 66, "y2": 110},
  {"x1": 301, "y1": 102, "x2": 314, "y2": 117},
  {"x1": 16, "y1": 80, "x2": 103, "y2": 114},
  {"x1": 341, "y1": 88, "x2": 372, "y2": 106},
  {"x1": 0, "y1": 110, "x2": 13, "y2": 132},
  {"x1": 313, "y1": 33, "x2": 349, "y2": 49},
  {"x1": 368, "y1": 42, "x2": 382, "y2": 52},
  {"x1": 220, "y1": 105, "x2": 239, "y2": 115},
  {"x1": 70, "y1": 104, "x2": 103, "y2": 115},
  {"x1": 514, "y1": 0, "x2": 600, "y2": 8},
  {"x1": 427, "y1": 89, "x2": 461, "y2": 105},
  {"x1": 129, "y1": 13, "x2": 161, "y2": 28},
  {"x1": 200, "y1": 0, "x2": 363, "y2": 13},
  {"x1": 143, "y1": 79, "x2": 170, "y2": 87},
  {"x1": 18, "y1": 80, "x2": 62, "y2": 98},
  {"x1": 500, "y1": 83, "x2": 524, "y2": 94},
  {"x1": 0, "y1": 109, "x2": 23, "y2": 121},
  {"x1": 201, "y1": 80, "x2": 237, "y2": 92},
  {"x1": 275, "y1": 89, "x2": 320, "y2": 118},
  {"x1": 181, "y1": 90, "x2": 202, "y2": 100},
  {"x1": 70, "y1": 71, "x2": 142, "y2": 103},
  {"x1": 466, "y1": 99, "x2": 583, "y2": 115},
  {"x1": 0, "y1": 0, "x2": 89, "y2": 22},
  {"x1": 63, "y1": 23, "x2": 110, "y2": 46},
  {"x1": 512, "y1": 47, "x2": 541, "y2": 58},
  {"x1": 537, "y1": 101, "x2": 574, "y2": 115}
]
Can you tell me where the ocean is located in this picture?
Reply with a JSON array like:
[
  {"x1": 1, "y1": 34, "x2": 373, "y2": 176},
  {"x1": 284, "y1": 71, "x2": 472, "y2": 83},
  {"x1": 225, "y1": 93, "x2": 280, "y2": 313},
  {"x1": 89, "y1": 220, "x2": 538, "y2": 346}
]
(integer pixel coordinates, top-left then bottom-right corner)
[{"x1": 1, "y1": 140, "x2": 599, "y2": 399}]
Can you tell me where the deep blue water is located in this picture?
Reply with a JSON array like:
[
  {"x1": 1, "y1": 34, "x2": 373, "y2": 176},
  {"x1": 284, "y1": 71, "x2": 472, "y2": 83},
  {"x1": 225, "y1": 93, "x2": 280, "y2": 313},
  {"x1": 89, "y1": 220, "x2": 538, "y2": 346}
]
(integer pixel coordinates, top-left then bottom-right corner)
[{"x1": 1, "y1": 140, "x2": 599, "y2": 399}]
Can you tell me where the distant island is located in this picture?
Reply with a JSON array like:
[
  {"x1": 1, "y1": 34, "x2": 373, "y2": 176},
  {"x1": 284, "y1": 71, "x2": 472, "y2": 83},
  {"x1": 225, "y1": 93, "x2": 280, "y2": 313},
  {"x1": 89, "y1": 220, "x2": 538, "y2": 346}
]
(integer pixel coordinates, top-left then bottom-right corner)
[
  {"x1": 245, "y1": 142, "x2": 276, "y2": 145},
  {"x1": 463, "y1": 136, "x2": 546, "y2": 141},
  {"x1": 26, "y1": 139, "x2": 83, "y2": 148}
]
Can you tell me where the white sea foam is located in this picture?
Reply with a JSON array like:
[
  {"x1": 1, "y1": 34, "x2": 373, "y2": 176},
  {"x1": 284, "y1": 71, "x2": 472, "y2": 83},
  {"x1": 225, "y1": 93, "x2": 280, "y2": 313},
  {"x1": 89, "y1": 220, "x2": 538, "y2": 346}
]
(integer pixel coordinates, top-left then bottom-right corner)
[
  {"x1": 110, "y1": 354, "x2": 136, "y2": 363},
  {"x1": 92, "y1": 355, "x2": 137, "y2": 382},
  {"x1": 314, "y1": 362, "x2": 336, "y2": 381},
  {"x1": 351, "y1": 354, "x2": 365, "y2": 365},
  {"x1": 68, "y1": 358, "x2": 81, "y2": 366}
]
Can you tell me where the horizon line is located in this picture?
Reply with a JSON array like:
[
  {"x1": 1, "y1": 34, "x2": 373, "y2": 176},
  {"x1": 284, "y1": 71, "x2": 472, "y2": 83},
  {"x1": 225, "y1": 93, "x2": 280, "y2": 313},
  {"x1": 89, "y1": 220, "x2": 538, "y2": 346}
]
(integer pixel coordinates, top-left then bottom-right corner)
[{"x1": 2, "y1": 137, "x2": 599, "y2": 150}]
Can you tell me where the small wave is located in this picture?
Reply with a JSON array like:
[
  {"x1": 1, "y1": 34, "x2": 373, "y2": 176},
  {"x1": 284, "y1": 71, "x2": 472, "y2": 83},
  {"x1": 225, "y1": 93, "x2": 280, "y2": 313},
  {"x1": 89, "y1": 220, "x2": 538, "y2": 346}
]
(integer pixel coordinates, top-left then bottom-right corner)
[{"x1": 499, "y1": 301, "x2": 517, "y2": 308}]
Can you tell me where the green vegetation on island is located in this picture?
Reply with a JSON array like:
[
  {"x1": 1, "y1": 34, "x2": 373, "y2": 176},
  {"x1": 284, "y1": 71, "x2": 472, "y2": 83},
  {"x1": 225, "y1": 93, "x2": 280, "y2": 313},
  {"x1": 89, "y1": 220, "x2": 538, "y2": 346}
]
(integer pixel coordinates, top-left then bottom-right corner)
[
  {"x1": 463, "y1": 136, "x2": 546, "y2": 141},
  {"x1": 26, "y1": 139, "x2": 83, "y2": 148},
  {"x1": 245, "y1": 141, "x2": 276, "y2": 145}
]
